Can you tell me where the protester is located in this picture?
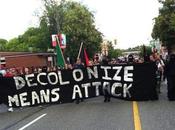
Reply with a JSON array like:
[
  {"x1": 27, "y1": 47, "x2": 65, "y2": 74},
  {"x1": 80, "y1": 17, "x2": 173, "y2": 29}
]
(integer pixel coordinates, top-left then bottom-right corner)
[
  {"x1": 155, "y1": 53, "x2": 165, "y2": 93},
  {"x1": 66, "y1": 63, "x2": 73, "y2": 70},
  {"x1": 73, "y1": 58, "x2": 84, "y2": 104},
  {"x1": 165, "y1": 54, "x2": 175, "y2": 101},
  {"x1": 101, "y1": 56, "x2": 111, "y2": 102},
  {"x1": 0, "y1": 69, "x2": 6, "y2": 77},
  {"x1": 93, "y1": 54, "x2": 100, "y2": 65},
  {"x1": 73, "y1": 58, "x2": 84, "y2": 69},
  {"x1": 149, "y1": 54, "x2": 155, "y2": 62},
  {"x1": 127, "y1": 54, "x2": 134, "y2": 64},
  {"x1": 110, "y1": 58, "x2": 117, "y2": 65},
  {"x1": 88, "y1": 60, "x2": 94, "y2": 66},
  {"x1": 4, "y1": 69, "x2": 14, "y2": 77}
]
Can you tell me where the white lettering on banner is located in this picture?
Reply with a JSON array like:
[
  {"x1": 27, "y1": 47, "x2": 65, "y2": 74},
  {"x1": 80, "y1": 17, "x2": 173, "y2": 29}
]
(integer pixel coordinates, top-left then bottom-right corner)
[
  {"x1": 87, "y1": 66, "x2": 98, "y2": 79},
  {"x1": 101, "y1": 66, "x2": 134, "y2": 82},
  {"x1": 8, "y1": 65, "x2": 136, "y2": 107},
  {"x1": 111, "y1": 83, "x2": 122, "y2": 97},
  {"x1": 51, "y1": 88, "x2": 60, "y2": 102},
  {"x1": 92, "y1": 82, "x2": 101, "y2": 96},
  {"x1": 8, "y1": 95, "x2": 19, "y2": 107},
  {"x1": 110, "y1": 83, "x2": 132, "y2": 98},
  {"x1": 40, "y1": 90, "x2": 50, "y2": 103},
  {"x1": 82, "y1": 83, "x2": 91, "y2": 98},
  {"x1": 57, "y1": 71, "x2": 70, "y2": 85},
  {"x1": 25, "y1": 74, "x2": 37, "y2": 87},
  {"x1": 73, "y1": 69, "x2": 83, "y2": 82},
  {"x1": 32, "y1": 91, "x2": 40, "y2": 105},
  {"x1": 124, "y1": 66, "x2": 133, "y2": 82},
  {"x1": 37, "y1": 73, "x2": 48, "y2": 86},
  {"x1": 72, "y1": 85, "x2": 82, "y2": 99},
  {"x1": 113, "y1": 66, "x2": 122, "y2": 81},
  {"x1": 47, "y1": 72, "x2": 58, "y2": 85},
  {"x1": 8, "y1": 88, "x2": 61, "y2": 107},
  {"x1": 19, "y1": 92, "x2": 30, "y2": 106},
  {"x1": 14, "y1": 77, "x2": 26, "y2": 90},
  {"x1": 101, "y1": 66, "x2": 112, "y2": 80},
  {"x1": 123, "y1": 84, "x2": 132, "y2": 98}
]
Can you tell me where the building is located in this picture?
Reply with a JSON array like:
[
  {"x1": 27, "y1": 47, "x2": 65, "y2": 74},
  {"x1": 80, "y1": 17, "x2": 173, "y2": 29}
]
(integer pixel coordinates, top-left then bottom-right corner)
[
  {"x1": 101, "y1": 40, "x2": 109, "y2": 56},
  {"x1": 0, "y1": 52, "x2": 55, "y2": 68}
]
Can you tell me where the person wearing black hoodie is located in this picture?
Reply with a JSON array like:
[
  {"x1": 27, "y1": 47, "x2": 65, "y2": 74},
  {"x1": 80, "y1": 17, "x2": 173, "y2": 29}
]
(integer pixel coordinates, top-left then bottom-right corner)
[
  {"x1": 165, "y1": 54, "x2": 175, "y2": 100},
  {"x1": 101, "y1": 56, "x2": 111, "y2": 102}
]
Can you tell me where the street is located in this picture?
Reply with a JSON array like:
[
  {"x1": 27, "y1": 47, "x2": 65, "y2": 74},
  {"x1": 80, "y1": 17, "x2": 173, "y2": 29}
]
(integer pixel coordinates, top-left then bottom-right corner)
[{"x1": 0, "y1": 81, "x2": 175, "y2": 130}]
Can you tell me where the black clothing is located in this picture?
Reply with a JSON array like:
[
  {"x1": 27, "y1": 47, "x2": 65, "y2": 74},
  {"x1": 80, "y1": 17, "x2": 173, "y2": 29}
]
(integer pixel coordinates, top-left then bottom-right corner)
[
  {"x1": 101, "y1": 56, "x2": 111, "y2": 102},
  {"x1": 165, "y1": 54, "x2": 175, "y2": 100},
  {"x1": 73, "y1": 63, "x2": 84, "y2": 104},
  {"x1": 103, "y1": 89, "x2": 111, "y2": 102}
]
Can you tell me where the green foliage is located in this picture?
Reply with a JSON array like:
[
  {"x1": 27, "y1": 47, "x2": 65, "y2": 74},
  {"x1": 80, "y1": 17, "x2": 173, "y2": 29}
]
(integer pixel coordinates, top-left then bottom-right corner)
[
  {"x1": 0, "y1": 38, "x2": 8, "y2": 51},
  {"x1": 42, "y1": 0, "x2": 102, "y2": 58},
  {"x1": 125, "y1": 45, "x2": 143, "y2": 51},
  {"x1": 107, "y1": 41, "x2": 122, "y2": 58},
  {"x1": 152, "y1": 0, "x2": 175, "y2": 49},
  {"x1": 6, "y1": 26, "x2": 51, "y2": 52},
  {"x1": 6, "y1": 38, "x2": 28, "y2": 52},
  {"x1": 140, "y1": 45, "x2": 152, "y2": 57}
]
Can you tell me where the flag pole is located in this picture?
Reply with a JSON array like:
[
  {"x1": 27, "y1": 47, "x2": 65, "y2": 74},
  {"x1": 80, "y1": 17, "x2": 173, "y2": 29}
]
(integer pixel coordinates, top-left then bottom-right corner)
[
  {"x1": 77, "y1": 42, "x2": 83, "y2": 59},
  {"x1": 55, "y1": 36, "x2": 66, "y2": 68}
]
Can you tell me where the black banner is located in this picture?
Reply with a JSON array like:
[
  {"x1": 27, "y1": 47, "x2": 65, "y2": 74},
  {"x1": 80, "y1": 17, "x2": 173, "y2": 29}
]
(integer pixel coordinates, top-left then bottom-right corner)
[{"x1": 0, "y1": 63, "x2": 158, "y2": 107}]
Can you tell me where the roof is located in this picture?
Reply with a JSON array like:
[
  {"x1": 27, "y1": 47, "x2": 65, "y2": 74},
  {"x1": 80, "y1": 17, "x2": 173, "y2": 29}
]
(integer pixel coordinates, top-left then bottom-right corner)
[{"x1": 0, "y1": 52, "x2": 55, "y2": 58}]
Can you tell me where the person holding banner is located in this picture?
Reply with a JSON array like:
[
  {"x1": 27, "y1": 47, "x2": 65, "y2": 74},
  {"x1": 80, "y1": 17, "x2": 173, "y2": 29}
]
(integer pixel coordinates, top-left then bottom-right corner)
[
  {"x1": 101, "y1": 56, "x2": 111, "y2": 102},
  {"x1": 73, "y1": 58, "x2": 84, "y2": 69},
  {"x1": 73, "y1": 58, "x2": 84, "y2": 104}
]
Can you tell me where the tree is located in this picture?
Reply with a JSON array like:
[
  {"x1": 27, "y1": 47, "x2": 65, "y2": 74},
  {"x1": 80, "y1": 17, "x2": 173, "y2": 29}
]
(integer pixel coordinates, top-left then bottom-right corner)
[
  {"x1": 41, "y1": 0, "x2": 102, "y2": 59},
  {"x1": 107, "y1": 41, "x2": 122, "y2": 58},
  {"x1": 6, "y1": 38, "x2": 28, "y2": 52},
  {"x1": 125, "y1": 45, "x2": 142, "y2": 51},
  {"x1": 6, "y1": 24, "x2": 51, "y2": 52},
  {"x1": 140, "y1": 45, "x2": 152, "y2": 57},
  {"x1": 5, "y1": 0, "x2": 102, "y2": 55},
  {"x1": 152, "y1": 0, "x2": 175, "y2": 52},
  {"x1": 0, "y1": 38, "x2": 8, "y2": 51}
]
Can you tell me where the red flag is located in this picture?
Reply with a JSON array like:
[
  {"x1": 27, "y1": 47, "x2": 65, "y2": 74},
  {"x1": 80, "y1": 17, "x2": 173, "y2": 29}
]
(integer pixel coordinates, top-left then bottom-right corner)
[
  {"x1": 84, "y1": 48, "x2": 90, "y2": 66},
  {"x1": 77, "y1": 42, "x2": 90, "y2": 66}
]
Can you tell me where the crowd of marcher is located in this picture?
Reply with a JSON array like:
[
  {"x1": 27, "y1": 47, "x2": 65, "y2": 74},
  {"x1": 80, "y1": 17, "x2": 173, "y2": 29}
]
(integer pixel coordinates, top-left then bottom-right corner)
[{"x1": 1, "y1": 51, "x2": 175, "y2": 111}]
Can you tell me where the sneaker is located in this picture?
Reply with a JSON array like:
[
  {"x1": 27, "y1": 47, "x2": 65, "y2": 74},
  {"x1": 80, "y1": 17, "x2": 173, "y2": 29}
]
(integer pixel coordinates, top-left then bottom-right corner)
[{"x1": 8, "y1": 107, "x2": 13, "y2": 112}]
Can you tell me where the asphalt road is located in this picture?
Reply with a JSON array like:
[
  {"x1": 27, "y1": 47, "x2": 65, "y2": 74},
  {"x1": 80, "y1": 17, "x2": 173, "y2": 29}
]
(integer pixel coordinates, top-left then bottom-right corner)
[{"x1": 0, "y1": 81, "x2": 175, "y2": 130}]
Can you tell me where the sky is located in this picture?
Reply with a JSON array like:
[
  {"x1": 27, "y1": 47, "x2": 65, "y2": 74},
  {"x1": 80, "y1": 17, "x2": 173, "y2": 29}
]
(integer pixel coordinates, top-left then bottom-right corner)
[{"x1": 0, "y1": 0, "x2": 161, "y2": 49}]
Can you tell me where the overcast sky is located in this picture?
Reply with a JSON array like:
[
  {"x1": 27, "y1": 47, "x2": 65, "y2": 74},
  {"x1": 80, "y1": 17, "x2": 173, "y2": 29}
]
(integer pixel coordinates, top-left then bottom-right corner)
[{"x1": 0, "y1": 0, "x2": 160, "y2": 49}]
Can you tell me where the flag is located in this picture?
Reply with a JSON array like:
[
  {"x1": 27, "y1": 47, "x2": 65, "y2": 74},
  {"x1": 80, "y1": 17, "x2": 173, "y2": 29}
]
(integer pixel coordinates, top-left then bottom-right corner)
[
  {"x1": 59, "y1": 34, "x2": 66, "y2": 49},
  {"x1": 84, "y1": 48, "x2": 90, "y2": 66},
  {"x1": 55, "y1": 37, "x2": 65, "y2": 68},
  {"x1": 78, "y1": 43, "x2": 90, "y2": 66},
  {"x1": 51, "y1": 34, "x2": 57, "y2": 47},
  {"x1": 52, "y1": 34, "x2": 66, "y2": 48}
]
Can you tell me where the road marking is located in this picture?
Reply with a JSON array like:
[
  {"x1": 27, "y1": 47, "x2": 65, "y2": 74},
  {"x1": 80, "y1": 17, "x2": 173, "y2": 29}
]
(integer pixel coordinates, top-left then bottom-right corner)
[
  {"x1": 133, "y1": 101, "x2": 142, "y2": 130},
  {"x1": 18, "y1": 113, "x2": 47, "y2": 130}
]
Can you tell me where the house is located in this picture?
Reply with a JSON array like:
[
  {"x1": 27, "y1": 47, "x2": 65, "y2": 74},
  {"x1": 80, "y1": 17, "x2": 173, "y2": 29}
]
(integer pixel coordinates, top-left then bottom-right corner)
[{"x1": 0, "y1": 52, "x2": 55, "y2": 68}]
